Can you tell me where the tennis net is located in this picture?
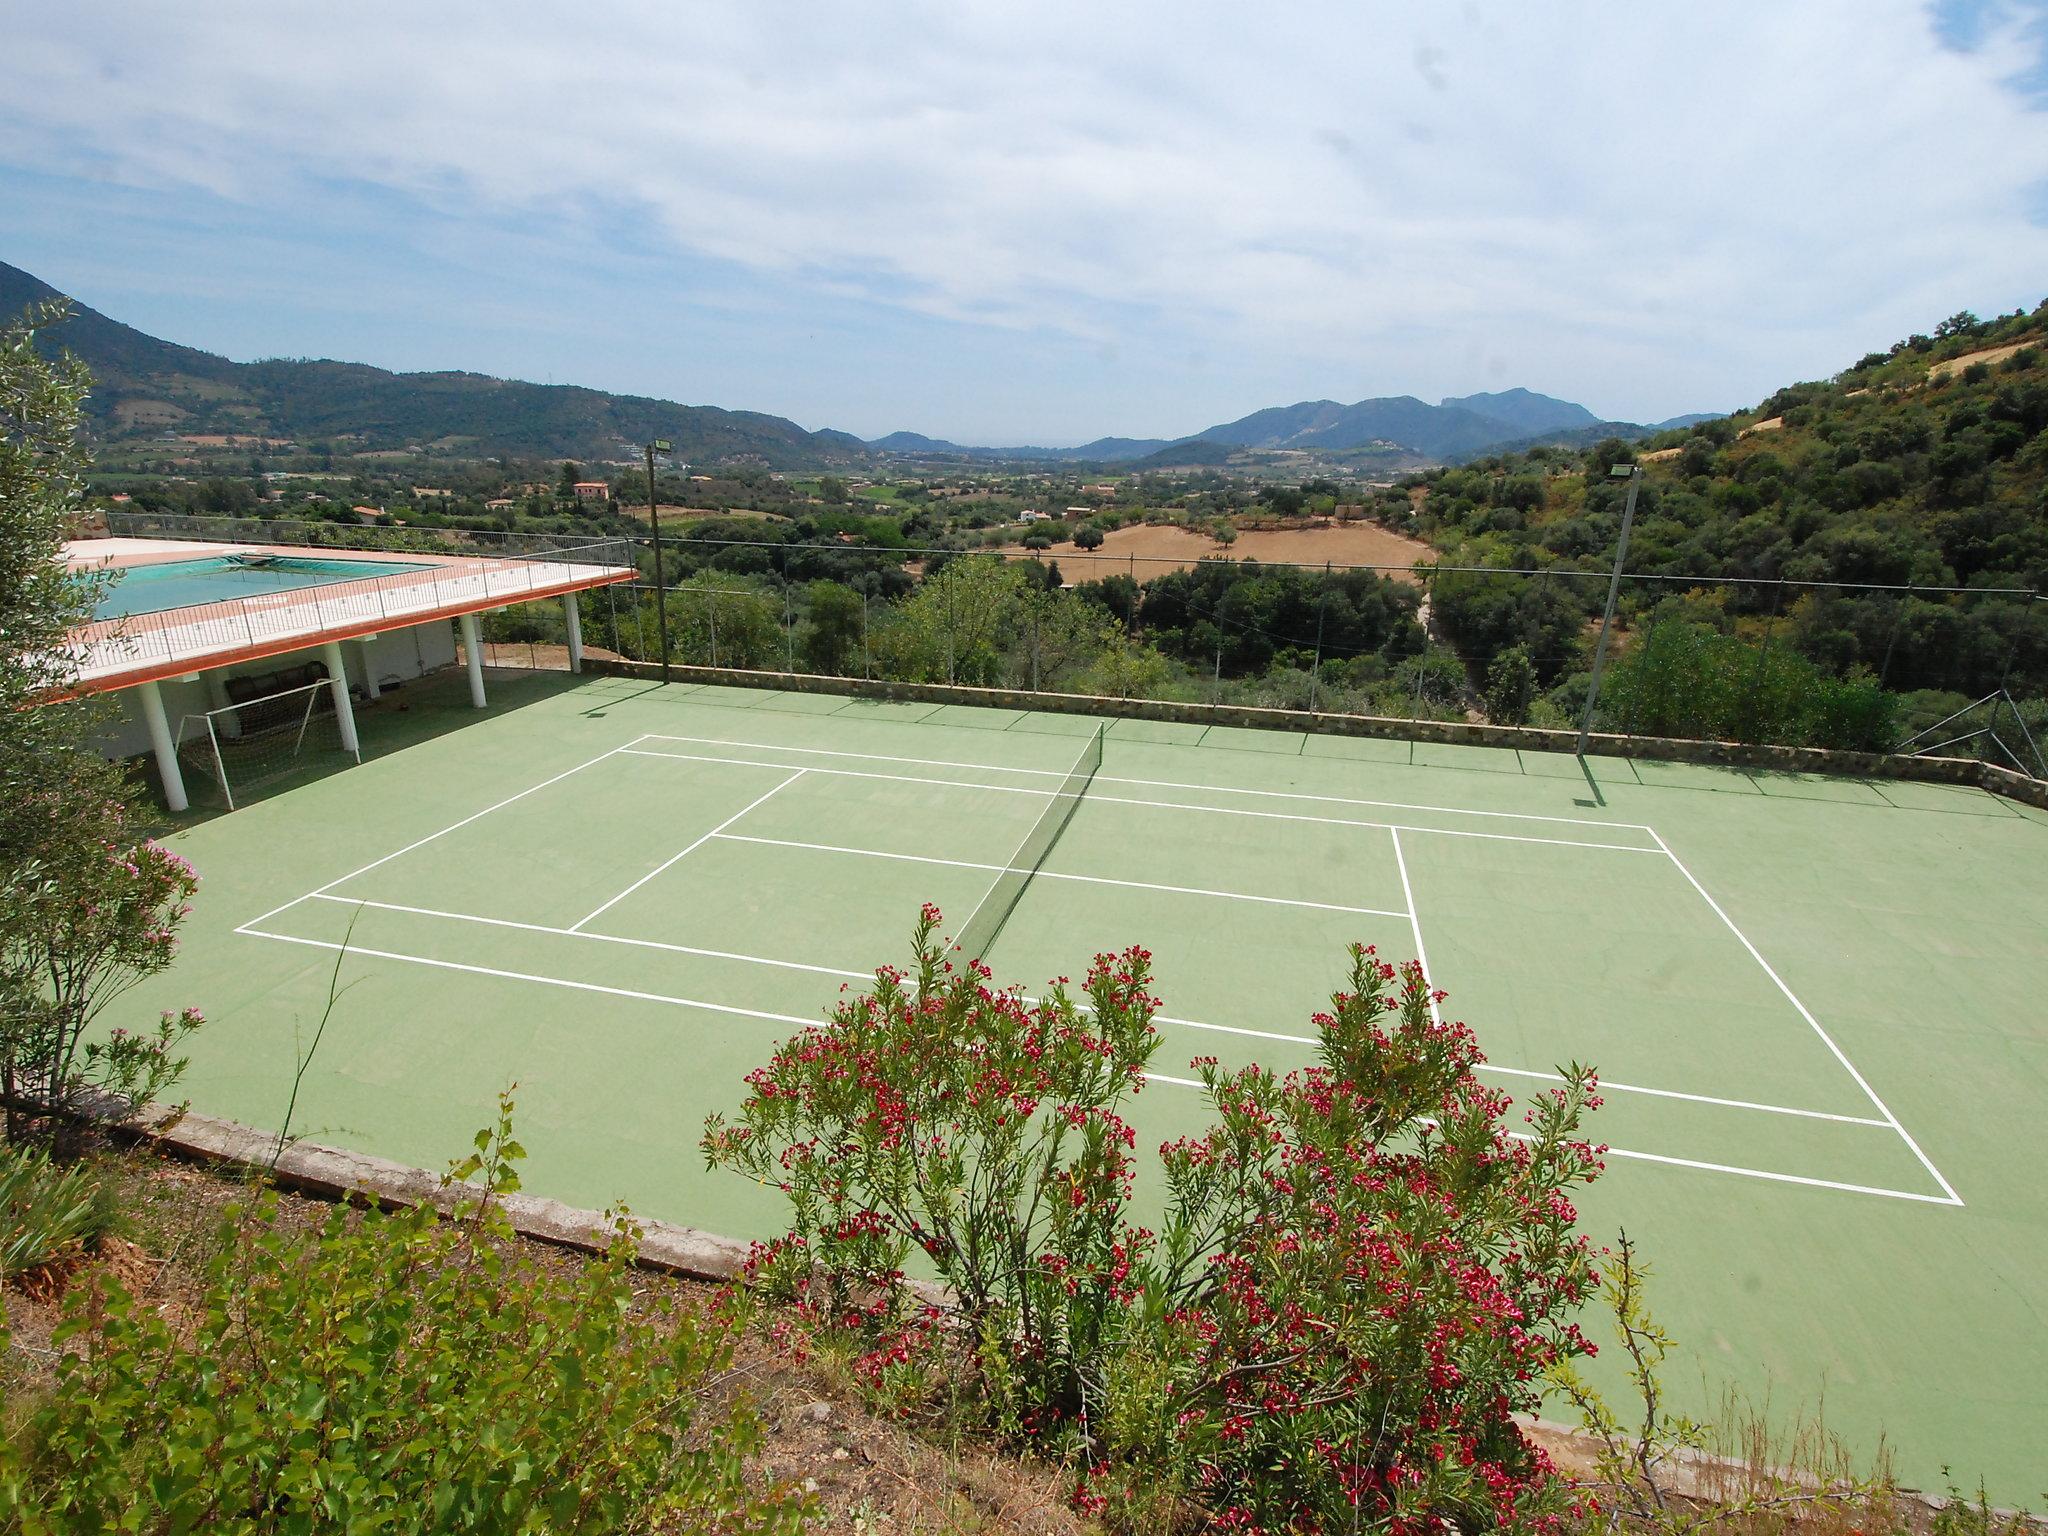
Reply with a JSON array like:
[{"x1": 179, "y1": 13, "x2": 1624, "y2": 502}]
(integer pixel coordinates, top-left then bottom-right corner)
[{"x1": 953, "y1": 724, "x2": 1105, "y2": 965}]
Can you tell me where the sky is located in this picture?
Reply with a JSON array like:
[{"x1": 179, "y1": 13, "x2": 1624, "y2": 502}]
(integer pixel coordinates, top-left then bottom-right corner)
[{"x1": 3, "y1": 0, "x2": 2047, "y2": 446}]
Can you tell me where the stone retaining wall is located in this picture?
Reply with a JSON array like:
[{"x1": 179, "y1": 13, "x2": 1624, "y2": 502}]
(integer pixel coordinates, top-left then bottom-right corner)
[{"x1": 585, "y1": 659, "x2": 2044, "y2": 804}]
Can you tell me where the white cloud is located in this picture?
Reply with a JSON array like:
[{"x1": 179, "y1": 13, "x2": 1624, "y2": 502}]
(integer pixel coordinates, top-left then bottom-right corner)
[{"x1": 3, "y1": 0, "x2": 2046, "y2": 436}]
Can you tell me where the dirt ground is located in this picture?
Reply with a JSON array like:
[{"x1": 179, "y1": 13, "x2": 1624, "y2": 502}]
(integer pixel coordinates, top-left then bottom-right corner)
[
  {"x1": 1000, "y1": 520, "x2": 1436, "y2": 585},
  {"x1": 1, "y1": 1146, "x2": 1087, "y2": 1536}
]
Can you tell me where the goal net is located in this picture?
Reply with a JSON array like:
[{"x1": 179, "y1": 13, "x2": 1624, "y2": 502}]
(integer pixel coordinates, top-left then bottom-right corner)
[{"x1": 176, "y1": 679, "x2": 358, "y2": 810}]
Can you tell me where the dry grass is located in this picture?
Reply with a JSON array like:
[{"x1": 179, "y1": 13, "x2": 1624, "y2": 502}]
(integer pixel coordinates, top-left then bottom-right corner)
[{"x1": 1001, "y1": 520, "x2": 1436, "y2": 585}]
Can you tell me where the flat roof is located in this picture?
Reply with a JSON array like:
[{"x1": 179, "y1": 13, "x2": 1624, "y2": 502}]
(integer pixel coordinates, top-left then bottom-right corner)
[{"x1": 63, "y1": 538, "x2": 636, "y2": 696}]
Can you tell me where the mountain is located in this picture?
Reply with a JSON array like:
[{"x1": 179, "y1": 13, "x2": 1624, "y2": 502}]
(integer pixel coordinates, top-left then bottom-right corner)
[
  {"x1": 1190, "y1": 395, "x2": 1521, "y2": 458},
  {"x1": 1, "y1": 260, "x2": 872, "y2": 468},
  {"x1": 864, "y1": 431, "x2": 1170, "y2": 463},
  {"x1": 1651, "y1": 412, "x2": 1725, "y2": 430},
  {"x1": 1438, "y1": 388, "x2": 1599, "y2": 437},
  {"x1": 1412, "y1": 303, "x2": 2048, "y2": 713}
]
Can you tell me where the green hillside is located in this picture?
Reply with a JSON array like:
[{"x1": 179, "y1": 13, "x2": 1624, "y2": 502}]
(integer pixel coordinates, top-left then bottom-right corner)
[
  {"x1": 0, "y1": 260, "x2": 871, "y2": 468},
  {"x1": 1398, "y1": 304, "x2": 2048, "y2": 749}
]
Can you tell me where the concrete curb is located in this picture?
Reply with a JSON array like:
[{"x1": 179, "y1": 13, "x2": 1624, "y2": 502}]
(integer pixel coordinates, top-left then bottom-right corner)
[{"x1": 129, "y1": 1103, "x2": 756, "y2": 1282}]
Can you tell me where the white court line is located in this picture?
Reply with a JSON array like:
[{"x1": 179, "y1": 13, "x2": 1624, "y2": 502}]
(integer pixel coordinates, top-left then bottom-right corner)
[
  {"x1": 624, "y1": 745, "x2": 1661, "y2": 853},
  {"x1": 236, "y1": 929, "x2": 820, "y2": 1030},
  {"x1": 236, "y1": 923, "x2": 1956, "y2": 1206},
  {"x1": 712, "y1": 831, "x2": 1413, "y2": 918},
  {"x1": 1646, "y1": 827, "x2": 1964, "y2": 1207},
  {"x1": 568, "y1": 769, "x2": 808, "y2": 933},
  {"x1": 237, "y1": 737, "x2": 646, "y2": 933},
  {"x1": 636, "y1": 729, "x2": 1654, "y2": 835},
  {"x1": 1388, "y1": 827, "x2": 1444, "y2": 1028},
  {"x1": 1475, "y1": 1063, "x2": 1889, "y2": 1127},
  {"x1": 301, "y1": 893, "x2": 868, "y2": 981},
  {"x1": 1135, "y1": 1073, "x2": 1957, "y2": 1203}
]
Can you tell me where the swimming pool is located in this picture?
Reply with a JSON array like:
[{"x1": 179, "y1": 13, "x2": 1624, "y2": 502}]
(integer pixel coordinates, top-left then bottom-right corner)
[{"x1": 88, "y1": 555, "x2": 437, "y2": 619}]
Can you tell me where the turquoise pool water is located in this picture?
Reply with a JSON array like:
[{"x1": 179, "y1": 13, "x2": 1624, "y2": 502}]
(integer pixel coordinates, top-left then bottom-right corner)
[{"x1": 88, "y1": 555, "x2": 434, "y2": 619}]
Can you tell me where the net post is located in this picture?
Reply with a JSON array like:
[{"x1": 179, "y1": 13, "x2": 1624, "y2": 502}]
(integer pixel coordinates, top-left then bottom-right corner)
[{"x1": 206, "y1": 714, "x2": 234, "y2": 813}]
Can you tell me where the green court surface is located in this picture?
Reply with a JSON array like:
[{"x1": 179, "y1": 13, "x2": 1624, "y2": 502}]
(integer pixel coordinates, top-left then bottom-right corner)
[{"x1": 118, "y1": 676, "x2": 2048, "y2": 1500}]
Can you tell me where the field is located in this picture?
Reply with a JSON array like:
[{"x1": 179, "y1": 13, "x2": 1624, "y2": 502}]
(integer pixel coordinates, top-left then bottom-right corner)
[
  {"x1": 1002, "y1": 520, "x2": 1437, "y2": 583},
  {"x1": 115, "y1": 674, "x2": 2048, "y2": 1500}
]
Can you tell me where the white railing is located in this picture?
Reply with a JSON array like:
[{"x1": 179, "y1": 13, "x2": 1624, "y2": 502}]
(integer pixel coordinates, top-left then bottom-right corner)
[{"x1": 73, "y1": 545, "x2": 629, "y2": 680}]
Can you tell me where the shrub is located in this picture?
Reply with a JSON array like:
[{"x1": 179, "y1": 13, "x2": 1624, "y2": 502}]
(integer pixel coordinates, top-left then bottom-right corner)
[
  {"x1": 0, "y1": 1143, "x2": 102, "y2": 1280},
  {"x1": 0, "y1": 788, "x2": 203, "y2": 1143},
  {"x1": 706, "y1": 913, "x2": 1605, "y2": 1535},
  {"x1": 1, "y1": 1093, "x2": 812, "y2": 1536}
]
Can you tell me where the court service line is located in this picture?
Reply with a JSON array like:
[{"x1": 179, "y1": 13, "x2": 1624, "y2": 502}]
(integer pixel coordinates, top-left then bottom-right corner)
[
  {"x1": 1646, "y1": 826, "x2": 1964, "y2": 1207},
  {"x1": 1045, "y1": 1001, "x2": 1887, "y2": 1125},
  {"x1": 636, "y1": 729, "x2": 1655, "y2": 835},
  {"x1": 711, "y1": 831, "x2": 1413, "y2": 918},
  {"x1": 623, "y1": 746, "x2": 1662, "y2": 853},
  {"x1": 301, "y1": 893, "x2": 869, "y2": 981},
  {"x1": 1387, "y1": 828, "x2": 1443, "y2": 1028},
  {"x1": 235, "y1": 925, "x2": 1956, "y2": 1207},
  {"x1": 1135, "y1": 1071, "x2": 1955, "y2": 1204},
  {"x1": 237, "y1": 929, "x2": 820, "y2": 1029},
  {"x1": 237, "y1": 737, "x2": 649, "y2": 934},
  {"x1": 568, "y1": 769, "x2": 809, "y2": 933}
]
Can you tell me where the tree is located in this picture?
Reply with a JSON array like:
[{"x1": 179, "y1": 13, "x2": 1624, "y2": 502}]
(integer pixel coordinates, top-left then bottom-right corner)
[
  {"x1": 800, "y1": 579, "x2": 864, "y2": 674},
  {"x1": 1485, "y1": 643, "x2": 1539, "y2": 725},
  {"x1": 0, "y1": 302, "x2": 201, "y2": 1145},
  {"x1": 1072, "y1": 523, "x2": 1105, "y2": 550},
  {"x1": 818, "y1": 475, "x2": 851, "y2": 504},
  {"x1": 556, "y1": 460, "x2": 582, "y2": 499}
]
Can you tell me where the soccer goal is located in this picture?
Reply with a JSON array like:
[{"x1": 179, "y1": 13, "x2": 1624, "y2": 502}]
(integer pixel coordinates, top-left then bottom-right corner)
[{"x1": 176, "y1": 679, "x2": 358, "y2": 810}]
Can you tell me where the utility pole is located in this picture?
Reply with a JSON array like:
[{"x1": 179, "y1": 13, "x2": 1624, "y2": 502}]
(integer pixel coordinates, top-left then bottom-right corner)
[
  {"x1": 645, "y1": 440, "x2": 674, "y2": 683},
  {"x1": 1577, "y1": 462, "x2": 1642, "y2": 758}
]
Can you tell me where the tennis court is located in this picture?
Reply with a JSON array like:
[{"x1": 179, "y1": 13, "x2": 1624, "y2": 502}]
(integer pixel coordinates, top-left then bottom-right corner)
[{"x1": 116, "y1": 674, "x2": 2048, "y2": 1499}]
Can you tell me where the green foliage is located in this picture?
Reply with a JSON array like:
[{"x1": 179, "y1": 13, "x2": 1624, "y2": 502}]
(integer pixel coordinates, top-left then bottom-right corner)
[
  {"x1": 706, "y1": 913, "x2": 1605, "y2": 1535},
  {"x1": 1598, "y1": 620, "x2": 1896, "y2": 750},
  {"x1": 800, "y1": 579, "x2": 865, "y2": 674},
  {"x1": 0, "y1": 1094, "x2": 812, "y2": 1536},
  {"x1": 0, "y1": 302, "x2": 202, "y2": 1145},
  {"x1": 1486, "y1": 643, "x2": 1540, "y2": 725},
  {"x1": 0, "y1": 1142, "x2": 102, "y2": 1279}
]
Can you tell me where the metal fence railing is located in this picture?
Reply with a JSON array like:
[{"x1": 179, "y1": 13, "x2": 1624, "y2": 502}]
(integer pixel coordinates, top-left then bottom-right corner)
[
  {"x1": 104, "y1": 511, "x2": 637, "y2": 567},
  {"x1": 575, "y1": 531, "x2": 2047, "y2": 775},
  {"x1": 74, "y1": 542, "x2": 632, "y2": 681}
]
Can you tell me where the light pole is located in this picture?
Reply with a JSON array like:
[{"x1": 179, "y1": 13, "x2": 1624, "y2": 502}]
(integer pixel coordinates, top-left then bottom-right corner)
[
  {"x1": 645, "y1": 439, "x2": 675, "y2": 682},
  {"x1": 1577, "y1": 461, "x2": 1642, "y2": 758}
]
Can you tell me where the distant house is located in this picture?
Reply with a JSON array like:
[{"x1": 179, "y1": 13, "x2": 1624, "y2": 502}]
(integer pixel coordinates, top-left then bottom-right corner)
[
  {"x1": 1085, "y1": 483, "x2": 1117, "y2": 496},
  {"x1": 485, "y1": 498, "x2": 515, "y2": 510},
  {"x1": 1063, "y1": 506, "x2": 1091, "y2": 517},
  {"x1": 1019, "y1": 510, "x2": 1049, "y2": 523},
  {"x1": 412, "y1": 487, "x2": 453, "y2": 499},
  {"x1": 572, "y1": 482, "x2": 610, "y2": 502},
  {"x1": 352, "y1": 505, "x2": 384, "y2": 523}
]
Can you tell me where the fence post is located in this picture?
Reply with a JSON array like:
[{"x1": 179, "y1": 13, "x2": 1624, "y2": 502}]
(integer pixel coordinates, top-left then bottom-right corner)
[
  {"x1": 1309, "y1": 577, "x2": 1328, "y2": 714},
  {"x1": 784, "y1": 581, "x2": 795, "y2": 673},
  {"x1": 1575, "y1": 464, "x2": 1642, "y2": 756},
  {"x1": 708, "y1": 584, "x2": 720, "y2": 669},
  {"x1": 1748, "y1": 580, "x2": 1784, "y2": 742}
]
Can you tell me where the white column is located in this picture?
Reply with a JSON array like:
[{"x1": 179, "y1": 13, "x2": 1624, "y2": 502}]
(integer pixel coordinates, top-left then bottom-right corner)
[
  {"x1": 136, "y1": 680, "x2": 188, "y2": 813},
  {"x1": 460, "y1": 613, "x2": 487, "y2": 707},
  {"x1": 563, "y1": 593, "x2": 584, "y2": 674},
  {"x1": 320, "y1": 641, "x2": 361, "y2": 754},
  {"x1": 357, "y1": 638, "x2": 381, "y2": 700}
]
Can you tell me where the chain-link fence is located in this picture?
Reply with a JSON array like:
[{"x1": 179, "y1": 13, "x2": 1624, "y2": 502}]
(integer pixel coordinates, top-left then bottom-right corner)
[{"x1": 583, "y1": 532, "x2": 2045, "y2": 775}]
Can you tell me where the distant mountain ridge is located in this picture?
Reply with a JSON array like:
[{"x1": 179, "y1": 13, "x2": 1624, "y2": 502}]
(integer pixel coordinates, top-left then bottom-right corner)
[
  {"x1": 870, "y1": 387, "x2": 1715, "y2": 466},
  {"x1": 1, "y1": 259, "x2": 873, "y2": 468},
  {"x1": 6, "y1": 256, "x2": 1717, "y2": 471}
]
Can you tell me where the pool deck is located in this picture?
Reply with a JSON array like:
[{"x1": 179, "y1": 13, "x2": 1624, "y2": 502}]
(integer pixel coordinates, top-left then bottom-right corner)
[{"x1": 60, "y1": 538, "x2": 635, "y2": 694}]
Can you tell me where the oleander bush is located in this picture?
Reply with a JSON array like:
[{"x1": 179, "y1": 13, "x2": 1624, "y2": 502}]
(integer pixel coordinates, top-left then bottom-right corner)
[
  {"x1": 0, "y1": 1093, "x2": 812, "y2": 1536},
  {"x1": 704, "y1": 906, "x2": 1606, "y2": 1536}
]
